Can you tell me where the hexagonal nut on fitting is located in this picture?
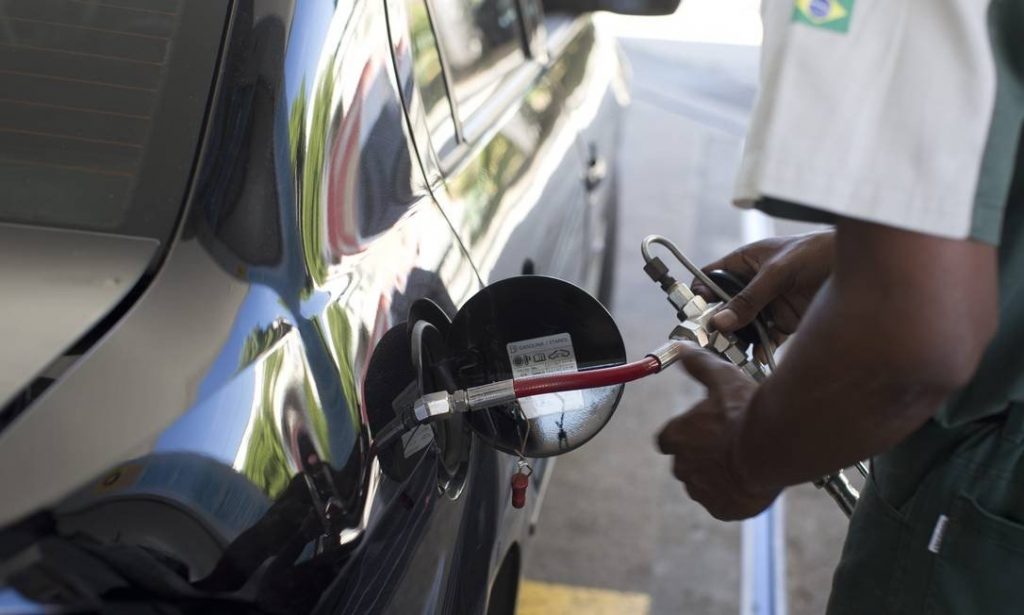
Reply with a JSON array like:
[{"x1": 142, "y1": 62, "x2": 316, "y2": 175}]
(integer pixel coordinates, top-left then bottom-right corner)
[
  {"x1": 724, "y1": 345, "x2": 747, "y2": 365},
  {"x1": 672, "y1": 321, "x2": 711, "y2": 348},
  {"x1": 414, "y1": 391, "x2": 453, "y2": 423},
  {"x1": 681, "y1": 296, "x2": 709, "y2": 320},
  {"x1": 711, "y1": 332, "x2": 732, "y2": 353},
  {"x1": 742, "y1": 362, "x2": 762, "y2": 379},
  {"x1": 667, "y1": 282, "x2": 696, "y2": 312}
]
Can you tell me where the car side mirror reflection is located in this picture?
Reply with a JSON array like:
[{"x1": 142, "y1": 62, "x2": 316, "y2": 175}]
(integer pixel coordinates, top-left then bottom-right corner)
[
  {"x1": 445, "y1": 276, "x2": 626, "y2": 458},
  {"x1": 543, "y1": 0, "x2": 681, "y2": 17}
]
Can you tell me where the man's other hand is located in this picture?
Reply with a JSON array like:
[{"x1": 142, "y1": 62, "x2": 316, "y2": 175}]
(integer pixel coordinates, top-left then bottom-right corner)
[
  {"x1": 692, "y1": 231, "x2": 834, "y2": 340},
  {"x1": 656, "y1": 345, "x2": 779, "y2": 521}
]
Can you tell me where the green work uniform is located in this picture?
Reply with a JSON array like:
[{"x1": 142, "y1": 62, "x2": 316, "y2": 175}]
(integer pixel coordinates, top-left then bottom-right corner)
[{"x1": 734, "y1": 0, "x2": 1024, "y2": 612}]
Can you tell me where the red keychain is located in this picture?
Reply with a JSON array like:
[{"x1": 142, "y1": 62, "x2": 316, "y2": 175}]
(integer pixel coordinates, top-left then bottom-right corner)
[
  {"x1": 511, "y1": 408, "x2": 534, "y2": 509},
  {"x1": 511, "y1": 459, "x2": 533, "y2": 509}
]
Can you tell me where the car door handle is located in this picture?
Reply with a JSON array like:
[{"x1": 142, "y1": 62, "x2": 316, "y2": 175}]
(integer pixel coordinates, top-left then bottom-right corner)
[{"x1": 585, "y1": 155, "x2": 607, "y2": 192}]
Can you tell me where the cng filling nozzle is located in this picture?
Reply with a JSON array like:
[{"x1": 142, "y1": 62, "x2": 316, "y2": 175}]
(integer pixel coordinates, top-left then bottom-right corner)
[
  {"x1": 376, "y1": 336, "x2": 686, "y2": 509},
  {"x1": 417, "y1": 339, "x2": 685, "y2": 418},
  {"x1": 641, "y1": 234, "x2": 866, "y2": 517},
  {"x1": 376, "y1": 339, "x2": 688, "y2": 452}
]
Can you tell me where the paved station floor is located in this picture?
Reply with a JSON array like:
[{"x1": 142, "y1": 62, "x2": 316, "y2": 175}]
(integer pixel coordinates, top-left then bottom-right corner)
[{"x1": 520, "y1": 3, "x2": 849, "y2": 613}]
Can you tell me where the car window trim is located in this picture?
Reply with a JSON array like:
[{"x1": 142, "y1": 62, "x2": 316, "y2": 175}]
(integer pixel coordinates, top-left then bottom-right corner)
[
  {"x1": 422, "y1": 0, "x2": 466, "y2": 145},
  {"x1": 513, "y1": 0, "x2": 548, "y2": 63},
  {"x1": 384, "y1": 0, "x2": 461, "y2": 181}
]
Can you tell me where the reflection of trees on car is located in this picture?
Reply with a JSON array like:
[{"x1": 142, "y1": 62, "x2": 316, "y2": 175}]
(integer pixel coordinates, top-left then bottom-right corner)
[
  {"x1": 290, "y1": 67, "x2": 332, "y2": 285},
  {"x1": 0, "y1": 0, "x2": 631, "y2": 608},
  {"x1": 454, "y1": 133, "x2": 528, "y2": 245},
  {"x1": 238, "y1": 335, "x2": 332, "y2": 500},
  {"x1": 408, "y1": 0, "x2": 453, "y2": 137},
  {"x1": 237, "y1": 326, "x2": 290, "y2": 497},
  {"x1": 318, "y1": 302, "x2": 363, "y2": 432}
]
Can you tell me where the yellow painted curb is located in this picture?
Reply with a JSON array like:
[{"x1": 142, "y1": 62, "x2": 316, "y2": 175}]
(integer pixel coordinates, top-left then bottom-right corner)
[{"x1": 517, "y1": 579, "x2": 650, "y2": 615}]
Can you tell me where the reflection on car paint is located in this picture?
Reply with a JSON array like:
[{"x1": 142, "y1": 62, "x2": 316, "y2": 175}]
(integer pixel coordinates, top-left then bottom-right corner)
[
  {"x1": 0, "y1": 1, "x2": 474, "y2": 610},
  {"x1": 436, "y1": 24, "x2": 599, "y2": 286},
  {"x1": 0, "y1": 0, "x2": 625, "y2": 612}
]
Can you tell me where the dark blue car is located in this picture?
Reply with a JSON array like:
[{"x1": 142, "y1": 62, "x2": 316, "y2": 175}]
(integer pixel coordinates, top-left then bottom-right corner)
[{"x1": 0, "y1": 0, "x2": 674, "y2": 611}]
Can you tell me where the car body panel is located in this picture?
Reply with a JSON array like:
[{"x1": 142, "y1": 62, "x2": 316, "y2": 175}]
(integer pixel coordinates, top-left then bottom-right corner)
[
  {"x1": 0, "y1": 0, "x2": 627, "y2": 612},
  {"x1": 428, "y1": 30, "x2": 592, "y2": 287},
  {"x1": 562, "y1": 19, "x2": 630, "y2": 294}
]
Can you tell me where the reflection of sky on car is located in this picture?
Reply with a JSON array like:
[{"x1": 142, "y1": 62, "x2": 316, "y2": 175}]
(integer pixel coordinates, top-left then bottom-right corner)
[
  {"x1": 0, "y1": 590, "x2": 35, "y2": 612},
  {"x1": 282, "y1": 0, "x2": 336, "y2": 107},
  {"x1": 152, "y1": 0, "x2": 452, "y2": 507},
  {"x1": 192, "y1": 285, "x2": 291, "y2": 401},
  {"x1": 0, "y1": 3, "x2": 507, "y2": 607},
  {"x1": 156, "y1": 367, "x2": 258, "y2": 466}
]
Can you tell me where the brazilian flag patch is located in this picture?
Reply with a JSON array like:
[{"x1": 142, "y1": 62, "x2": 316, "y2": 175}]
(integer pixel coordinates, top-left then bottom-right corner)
[{"x1": 793, "y1": 0, "x2": 854, "y2": 33}]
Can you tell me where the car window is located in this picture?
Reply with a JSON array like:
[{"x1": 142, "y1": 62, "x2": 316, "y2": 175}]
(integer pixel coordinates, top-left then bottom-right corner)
[
  {"x1": 428, "y1": 0, "x2": 526, "y2": 121},
  {"x1": 405, "y1": 0, "x2": 458, "y2": 153}
]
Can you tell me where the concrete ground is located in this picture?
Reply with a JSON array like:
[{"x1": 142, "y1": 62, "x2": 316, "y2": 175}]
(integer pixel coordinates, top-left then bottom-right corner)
[{"x1": 521, "y1": 5, "x2": 849, "y2": 613}]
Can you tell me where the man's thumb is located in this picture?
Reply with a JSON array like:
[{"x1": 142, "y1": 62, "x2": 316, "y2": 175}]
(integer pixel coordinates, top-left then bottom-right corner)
[
  {"x1": 711, "y1": 277, "x2": 775, "y2": 333},
  {"x1": 679, "y1": 344, "x2": 732, "y2": 388}
]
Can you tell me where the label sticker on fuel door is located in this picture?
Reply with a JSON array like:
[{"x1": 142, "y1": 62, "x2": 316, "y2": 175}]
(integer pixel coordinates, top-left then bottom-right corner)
[{"x1": 507, "y1": 333, "x2": 584, "y2": 419}]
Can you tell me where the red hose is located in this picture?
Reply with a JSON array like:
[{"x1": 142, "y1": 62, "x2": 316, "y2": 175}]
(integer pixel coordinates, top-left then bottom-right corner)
[{"x1": 513, "y1": 356, "x2": 661, "y2": 399}]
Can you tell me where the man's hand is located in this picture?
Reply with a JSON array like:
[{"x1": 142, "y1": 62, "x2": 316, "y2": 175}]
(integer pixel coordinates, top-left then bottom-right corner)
[
  {"x1": 656, "y1": 345, "x2": 780, "y2": 521},
  {"x1": 720, "y1": 219, "x2": 996, "y2": 491},
  {"x1": 692, "y1": 231, "x2": 834, "y2": 339}
]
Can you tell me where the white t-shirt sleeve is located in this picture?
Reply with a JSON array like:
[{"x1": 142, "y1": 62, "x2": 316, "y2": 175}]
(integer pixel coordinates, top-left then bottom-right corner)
[{"x1": 735, "y1": 0, "x2": 998, "y2": 240}]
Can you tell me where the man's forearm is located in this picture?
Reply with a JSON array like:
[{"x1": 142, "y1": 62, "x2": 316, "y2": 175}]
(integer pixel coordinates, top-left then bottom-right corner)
[
  {"x1": 734, "y1": 282, "x2": 949, "y2": 491},
  {"x1": 732, "y1": 220, "x2": 998, "y2": 493}
]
